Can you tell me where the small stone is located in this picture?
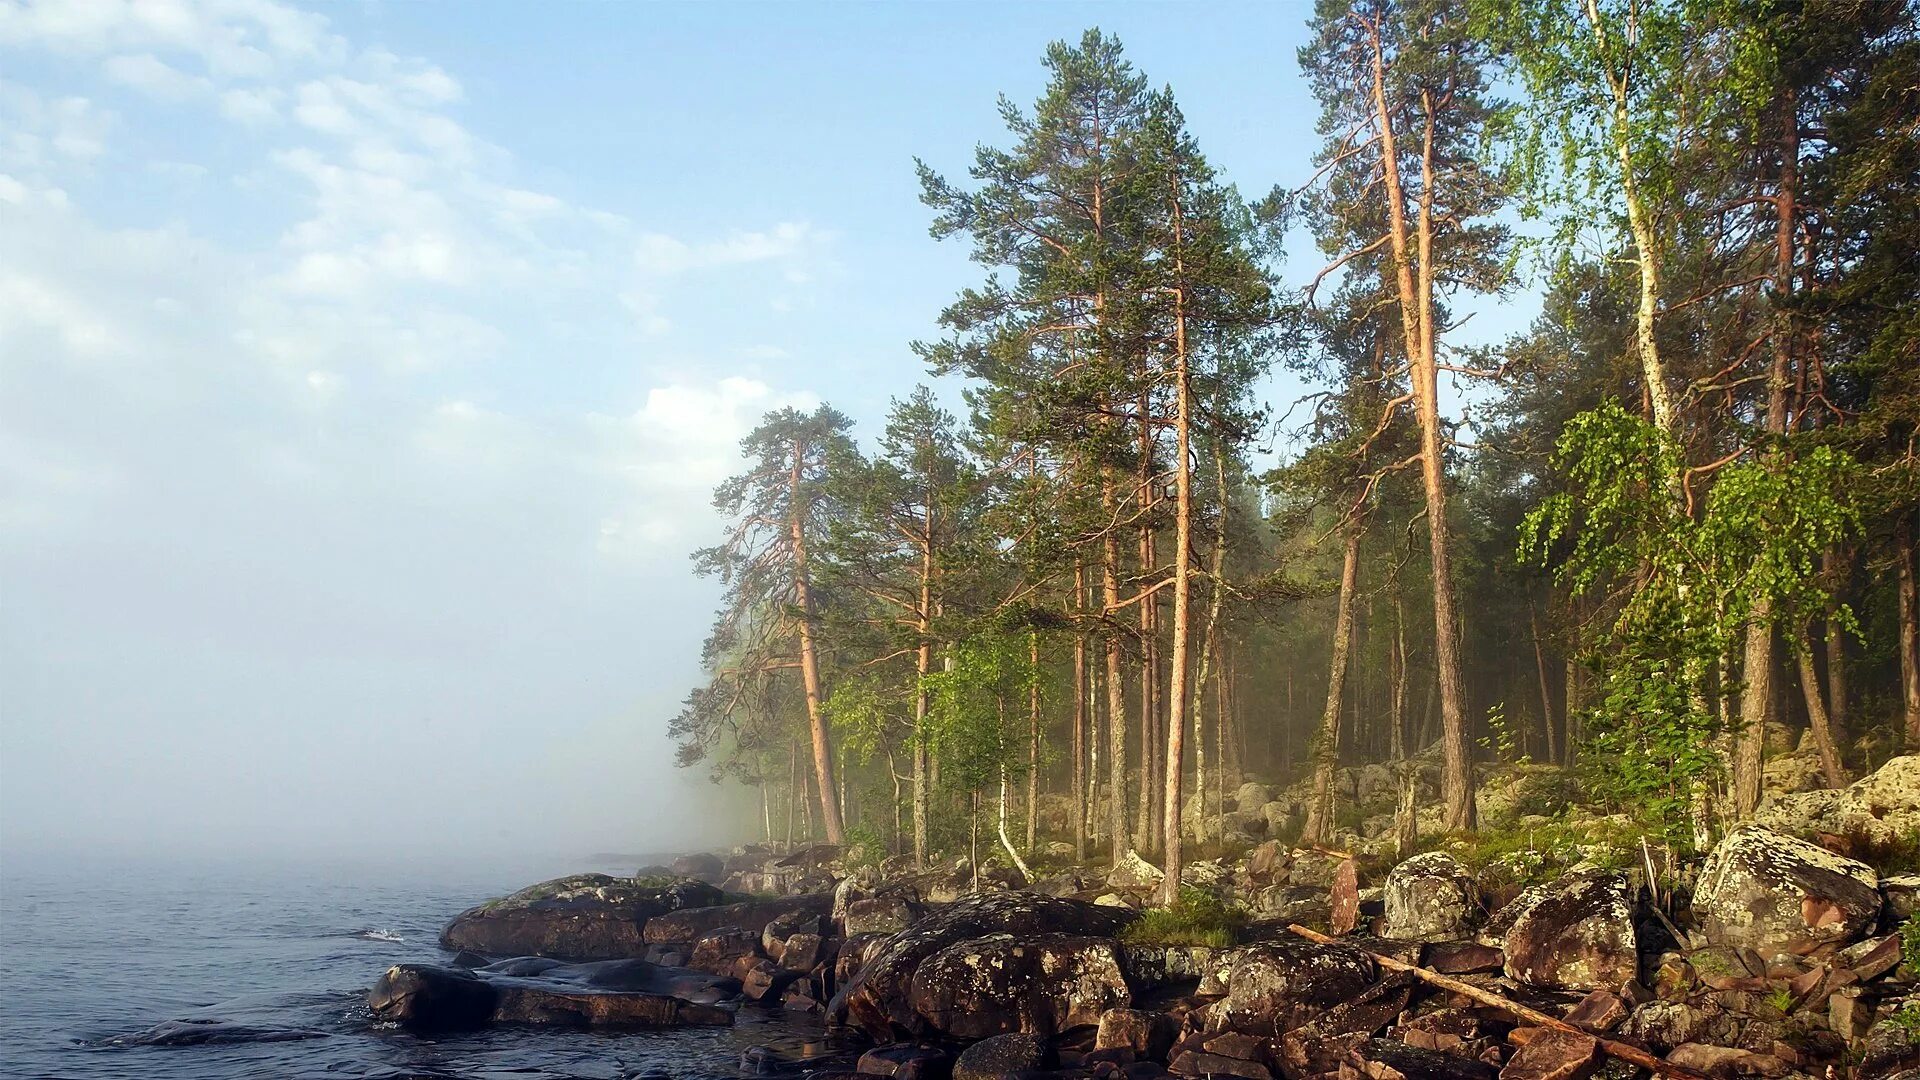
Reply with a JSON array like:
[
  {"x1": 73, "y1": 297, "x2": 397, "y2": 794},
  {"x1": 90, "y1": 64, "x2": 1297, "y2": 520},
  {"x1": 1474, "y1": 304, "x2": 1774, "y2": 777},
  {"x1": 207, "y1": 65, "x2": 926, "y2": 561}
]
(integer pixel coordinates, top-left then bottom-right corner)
[
  {"x1": 1664, "y1": 1044, "x2": 1788, "y2": 1079},
  {"x1": 1829, "y1": 987, "x2": 1872, "y2": 1043},
  {"x1": 1841, "y1": 935, "x2": 1903, "y2": 981},
  {"x1": 856, "y1": 1044, "x2": 952, "y2": 1079},
  {"x1": 1563, "y1": 990, "x2": 1628, "y2": 1033},
  {"x1": 1499, "y1": 1028, "x2": 1598, "y2": 1080}
]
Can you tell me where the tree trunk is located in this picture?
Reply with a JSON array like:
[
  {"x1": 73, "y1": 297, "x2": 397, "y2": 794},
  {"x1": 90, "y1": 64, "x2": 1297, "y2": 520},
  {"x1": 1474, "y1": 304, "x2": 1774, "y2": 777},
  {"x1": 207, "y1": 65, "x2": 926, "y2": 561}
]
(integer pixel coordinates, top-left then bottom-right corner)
[
  {"x1": 1305, "y1": 527, "x2": 1363, "y2": 846},
  {"x1": 1103, "y1": 474, "x2": 1133, "y2": 865},
  {"x1": 1367, "y1": 33, "x2": 1472, "y2": 830},
  {"x1": 789, "y1": 447, "x2": 845, "y2": 844},
  {"x1": 1027, "y1": 631, "x2": 1041, "y2": 854},
  {"x1": 1824, "y1": 546, "x2": 1850, "y2": 743},
  {"x1": 1072, "y1": 563, "x2": 1089, "y2": 862},
  {"x1": 1137, "y1": 406, "x2": 1159, "y2": 855},
  {"x1": 912, "y1": 499, "x2": 936, "y2": 867},
  {"x1": 1159, "y1": 248, "x2": 1194, "y2": 905},
  {"x1": 1530, "y1": 594, "x2": 1557, "y2": 766},
  {"x1": 1796, "y1": 627, "x2": 1848, "y2": 788},
  {"x1": 1900, "y1": 515, "x2": 1920, "y2": 749},
  {"x1": 1736, "y1": 86, "x2": 1802, "y2": 819}
]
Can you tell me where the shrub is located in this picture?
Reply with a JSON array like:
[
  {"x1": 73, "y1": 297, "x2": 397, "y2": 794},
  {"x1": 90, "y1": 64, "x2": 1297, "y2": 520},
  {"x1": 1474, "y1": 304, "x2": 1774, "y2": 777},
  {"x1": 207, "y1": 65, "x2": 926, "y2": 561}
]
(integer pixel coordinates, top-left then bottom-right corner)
[{"x1": 1120, "y1": 887, "x2": 1247, "y2": 949}]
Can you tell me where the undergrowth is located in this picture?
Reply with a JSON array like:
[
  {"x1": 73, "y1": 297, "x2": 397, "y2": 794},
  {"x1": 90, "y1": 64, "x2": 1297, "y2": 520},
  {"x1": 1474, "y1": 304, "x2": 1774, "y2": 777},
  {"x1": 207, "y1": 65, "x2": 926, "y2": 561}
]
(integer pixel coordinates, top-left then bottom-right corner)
[{"x1": 1120, "y1": 887, "x2": 1247, "y2": 949}]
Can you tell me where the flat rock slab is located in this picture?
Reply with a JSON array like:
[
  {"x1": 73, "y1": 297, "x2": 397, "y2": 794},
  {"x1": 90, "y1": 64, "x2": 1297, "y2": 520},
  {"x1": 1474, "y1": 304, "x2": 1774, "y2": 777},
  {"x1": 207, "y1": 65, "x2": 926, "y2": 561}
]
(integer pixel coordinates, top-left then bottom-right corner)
[
  {"x1": 439, "y1": 874, "x2": 724, "y2": 961},
  {"x1": 369, "y1": 960, "x2": 734, "y2": 1030}
]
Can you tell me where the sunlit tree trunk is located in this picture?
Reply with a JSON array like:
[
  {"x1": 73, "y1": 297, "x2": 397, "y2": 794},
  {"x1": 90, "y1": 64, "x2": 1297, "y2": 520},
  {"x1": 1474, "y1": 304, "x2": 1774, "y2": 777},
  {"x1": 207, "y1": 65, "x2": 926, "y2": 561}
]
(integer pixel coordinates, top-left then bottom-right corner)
[
  {"x1": 1103, "y1": 474, "x2": 1133, "y2": 866},
  {"x1": 789, "y1": 446, "x2": 845, "y2": 844},
  {"x1": 1159, "y1": 248, "x2": 1194, "y2": 905},
  {"x1": 1072, "y1": 563, "x2": 1089, "y2": 862},
  {"x1": 1900, "y1": 516, "x2": 1920, "y2": 749},
  {"x1": 1305, "y1": 526, "x2": 1362, "y2": 846}
]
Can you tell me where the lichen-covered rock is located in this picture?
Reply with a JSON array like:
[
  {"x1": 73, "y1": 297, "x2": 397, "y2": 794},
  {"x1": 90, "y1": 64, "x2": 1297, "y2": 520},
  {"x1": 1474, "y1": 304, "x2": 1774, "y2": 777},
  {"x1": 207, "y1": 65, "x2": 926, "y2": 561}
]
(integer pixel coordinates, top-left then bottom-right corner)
[
  {"x1": 1383, "y1": 853, "x2": 1481, "y2": 941},
  {"x1": 643, "y1": 893, "x2": 834, "y2": 945},
  {"x1": 1760, "y1": 756, "x2": 1920, "y2": 849},
  {"x1": 1108, "y1": 850, "x2": 1166, "y2": 890},
  {"x1": 1620, "y1": 1001, "x2": 1735, "y2": 1054},
  {"x1": 1217, "y1": 937, "x2": 1378, "y2": 1036},
  {"x1": 1235, "y1": 782, "x2": 1275, "y2": 812},
  {"x1": 1691, "y1": 825, "x2": 1880, "y2": 956},
  {"x1": 952, "y1": 1031, "x2": 1052, "y2": 1080},
  {"x1": 438, "y1": 875, "x2": 724, "y2": 961},
  {"x1": 1492, "y1": 870, "x2": 1637, "y2": 991},
  {"x1": 845, "y1": 895, "x2": 917, "y2": 937},
  {"x1": 905, "y1": 932, "x2": 1129, "y2": 1038},
  {"x1": 1500, "y1": 1027, "x2": 1600, "y2": 1080},
  {"x1": 828, "y1": 890, "x2": 1135, "y2": 1039}
]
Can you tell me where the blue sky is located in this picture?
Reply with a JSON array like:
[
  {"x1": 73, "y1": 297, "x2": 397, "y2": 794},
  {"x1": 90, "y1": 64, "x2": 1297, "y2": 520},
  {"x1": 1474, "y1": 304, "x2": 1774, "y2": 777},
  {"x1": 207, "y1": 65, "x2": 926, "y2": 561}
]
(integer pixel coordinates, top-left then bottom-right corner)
[{"x1": 0, "y1": 1, "x2": 1537, "y2": 860}]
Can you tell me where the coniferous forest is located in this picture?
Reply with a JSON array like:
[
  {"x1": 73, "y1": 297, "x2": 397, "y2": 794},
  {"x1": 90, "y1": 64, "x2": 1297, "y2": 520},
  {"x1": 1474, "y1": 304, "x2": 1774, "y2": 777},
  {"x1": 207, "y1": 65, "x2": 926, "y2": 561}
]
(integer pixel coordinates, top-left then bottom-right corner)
[{"x1": 671, "y1": 1, "x2": 1920, "y2": 902}]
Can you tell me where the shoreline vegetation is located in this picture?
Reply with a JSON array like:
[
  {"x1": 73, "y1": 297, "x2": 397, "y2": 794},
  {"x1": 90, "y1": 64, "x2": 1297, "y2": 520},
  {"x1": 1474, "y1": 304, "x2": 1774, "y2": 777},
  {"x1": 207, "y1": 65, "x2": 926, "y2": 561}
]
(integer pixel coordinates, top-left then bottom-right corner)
[{"x1": 385, "y1": 5, "x2": 1917, "y2": 1080}]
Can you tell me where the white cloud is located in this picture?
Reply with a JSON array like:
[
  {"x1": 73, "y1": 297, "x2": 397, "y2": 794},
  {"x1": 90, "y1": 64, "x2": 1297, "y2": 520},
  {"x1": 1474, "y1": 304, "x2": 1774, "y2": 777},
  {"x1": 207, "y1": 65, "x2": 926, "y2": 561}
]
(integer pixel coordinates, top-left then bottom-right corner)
[
  {"x1": 103, "y1": 52, "x2": 210, "y2": 98},
  {"x1": 633, "y1": 220, "x2": 830, "y2": 276}
]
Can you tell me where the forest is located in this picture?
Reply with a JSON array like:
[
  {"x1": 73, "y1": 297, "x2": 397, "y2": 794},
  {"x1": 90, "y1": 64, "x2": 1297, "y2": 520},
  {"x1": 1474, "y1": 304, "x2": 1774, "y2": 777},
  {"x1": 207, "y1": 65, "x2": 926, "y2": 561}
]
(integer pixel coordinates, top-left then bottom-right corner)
[{"x1": 669, "y1": 0, "x2": 1920, "y2": 907}]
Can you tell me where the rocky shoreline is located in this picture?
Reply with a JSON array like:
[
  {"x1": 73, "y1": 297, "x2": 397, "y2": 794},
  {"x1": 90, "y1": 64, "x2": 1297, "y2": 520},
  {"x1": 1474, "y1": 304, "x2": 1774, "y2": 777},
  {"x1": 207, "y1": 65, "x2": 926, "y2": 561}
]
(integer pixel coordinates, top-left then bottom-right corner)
[{"x1": 369, "y1": 755, "x2": 1920, "y2": 1080}]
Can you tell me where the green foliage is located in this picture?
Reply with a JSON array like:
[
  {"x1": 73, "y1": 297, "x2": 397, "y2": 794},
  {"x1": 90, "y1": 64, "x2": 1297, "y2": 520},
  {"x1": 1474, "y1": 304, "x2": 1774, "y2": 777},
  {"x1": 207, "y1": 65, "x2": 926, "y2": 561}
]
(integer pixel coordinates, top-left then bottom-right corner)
[
  {"x1": 1119, "y1": 887, "x2": 1247, "y2": 948},
  {"x1": 923, "y1": 624, "x2": 1040, "y2": 795},
  {"x1": 1520, "y1": 401, "x2": 1861, "y2": 843},
  {"x1": 1481, "y1": 702, "x2": 1522, "y2": 764},
  {"x1": 1900, "y1": 916, "x2": 1920, "y2": 978},
  {"x1": 1442, "y1": 815, "x2": 1640, "y2": 891}
]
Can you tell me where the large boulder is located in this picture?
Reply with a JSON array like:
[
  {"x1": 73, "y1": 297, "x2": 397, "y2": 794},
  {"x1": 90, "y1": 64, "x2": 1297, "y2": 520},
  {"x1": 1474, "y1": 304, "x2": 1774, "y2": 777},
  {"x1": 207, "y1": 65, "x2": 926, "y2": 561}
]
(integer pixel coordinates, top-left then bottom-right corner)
[
  {"x1": 1491, "y1": 871, "x2": 1637, "y2": 991},
  {"x1": 368, "y1": 959, "x2": 733, "y2": 1030},
  {"x1": 1383, "y1": 853, "x2": 1481, "y2": 941},
  {"x1": 829, "y1": 890, "x2": 1136, "y2": 1039},
  {"x1": 906, "y1": 932, "x2": 1130, "y2": 1038},
  {"x1": 669, "y1": 852, "x2": 725, "y2": 881},
  {"x1": 643, "y1": 893, "x2": 834, "y2": 945},
  {"x1": 439, "y1": 875, "x2": 724, "y2": 961},
  {"x1": 1217, "y1": 937, "x2": 1378, "y2": 1036},
  {"x1": 1692, "y1": 825, "x2": 1880, "y2": 956},
  {"x1": 1760, "y1": 755, "x2": 1920, "y2": 848}
]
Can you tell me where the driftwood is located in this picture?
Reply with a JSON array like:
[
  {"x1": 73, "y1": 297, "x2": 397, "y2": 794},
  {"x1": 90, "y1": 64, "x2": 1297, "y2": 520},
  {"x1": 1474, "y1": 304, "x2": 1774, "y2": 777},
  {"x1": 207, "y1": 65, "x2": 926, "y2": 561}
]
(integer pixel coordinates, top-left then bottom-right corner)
[{"x1": 1286, "y1": 924, "x2": 1710, "y2": 1080}]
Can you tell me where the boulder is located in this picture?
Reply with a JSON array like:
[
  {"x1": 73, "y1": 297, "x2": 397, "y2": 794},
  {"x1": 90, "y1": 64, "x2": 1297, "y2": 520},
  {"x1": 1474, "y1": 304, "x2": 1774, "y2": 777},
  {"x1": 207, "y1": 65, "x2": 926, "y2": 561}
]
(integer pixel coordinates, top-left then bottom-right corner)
[
  {"x1": 368, "y1": 960, "x2": 733, "y2": 1030},
  {"x1": 907, "y1": 932, "x2": 1129, "y2": 1038},
  {"x1": 1109, "y1": 850, "x2": 1166, "y2": 891},
  {"x1": 1235, "y1": 782, "x2": 1275, "y2": 812},
  {"x1": 669, "y1": 852, "x2": 725, "y2": 881},
  {"x1": 1097, "y1": 1007, "x2": 1179, "y2": 1060},
  {"x1": 689, "y1": 925, "x2": 762, "y2": 975},
  {"x1": 1760, "y1": 756, "x2": 1920, "y2": 848},
  {"x1": 763, "y1": 907, "x2": 827, "y2": 959},
  {"x1": 1491, "y1": 871, "x2": 1637, "y2": 991},
  {"x1": 439, "y1": 875, "x2": 724, "y2": 961},
  {"x1": 1383, "y1": 853, "x2": 1481, "y2": 941},
  {"x1": 952, "y1": 1031, "x2": 1052, "y2": 1080},
  {"x1": 1217, "y1": 937, "x2": 1378, "y2": 1036},
  {"x1": 830, "y1": 890, "x2": 1135, "y2": 1039},
  {"x1": 1692, "y1": 825, "x2": 1880, "y2": 956},
  {"x1": 645, "y1": 893, "x2": 835, "y2": 946},
  {"x1": 1620, "y1": 1001, "x2": 1735, "y2": 1054},
  {"x1": 846, "y1": 895, "x2": 918, "y2": 937}
]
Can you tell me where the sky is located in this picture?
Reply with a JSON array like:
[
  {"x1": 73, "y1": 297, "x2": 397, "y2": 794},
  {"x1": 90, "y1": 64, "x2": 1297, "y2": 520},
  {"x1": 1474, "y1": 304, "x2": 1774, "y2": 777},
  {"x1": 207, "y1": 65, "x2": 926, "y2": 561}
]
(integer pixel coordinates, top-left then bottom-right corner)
[{"x1": 0, "y1": 0, "x2": 1540, "y2": 862}]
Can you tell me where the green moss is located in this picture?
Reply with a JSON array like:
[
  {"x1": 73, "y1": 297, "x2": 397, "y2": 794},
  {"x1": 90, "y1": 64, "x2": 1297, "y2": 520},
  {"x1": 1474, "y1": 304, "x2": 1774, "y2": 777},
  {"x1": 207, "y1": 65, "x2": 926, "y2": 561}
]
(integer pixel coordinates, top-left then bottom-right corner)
[
  {"x1": 1119, "y1": 887, "x2": 1247, "y2": 949},
  {"x1": 1440, "y1": 815, "x2": 1643, "y2": 892}
]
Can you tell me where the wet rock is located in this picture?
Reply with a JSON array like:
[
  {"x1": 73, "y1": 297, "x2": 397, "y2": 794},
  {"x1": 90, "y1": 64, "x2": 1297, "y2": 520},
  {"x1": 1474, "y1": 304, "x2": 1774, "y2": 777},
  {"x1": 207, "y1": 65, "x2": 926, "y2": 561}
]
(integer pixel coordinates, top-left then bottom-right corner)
[
  {"x1": 1218, "y1": 937, "x2": 1378, "y2": 1036},
  {"x1": 1171, "y1": 1049, "x2": 1273, "y2": 1078},
  {"x1": 368, "y1": 960, "x2": 732, "y2": 1030},
  {"x1": 953, "y1": 1031, "x2": 1053, "y2": 1080},
  {"x1": 779, "y1": 932, "x2": 825, "y2": 973},
  {"x1": 645, "y1": 893, "x2": 835, "y2": 946},
  {"x1": 830, "y1": 890, "x2": 1135, "y2": 1039},
  {"x1": 1097, "y1": 1008, "x2": 1179, "y2": 1060},
  {"x1": 857, "y1": 1043, "x2": 954, "y2": 1079},
  {"x1": 369, "y1": 963, "x2": 499, "y2": 1028},
  {"x1": 1348, "y1": 1038, "x2": 1498, "y2": 1080},
  {"x1": 907, "y1": 932, "x2": 1130, "y2": 1038},
  {"x1": 1384, "y1": 853, "x2": 1481, "y2": 941},
  {"x1": 763, "y1": 907, "x2": 827, "y2": 959},
  {"x1": 1692, "y1": 825, "x2": 1879, "y2": 956},
  {"x1": 439, "y1": 875, "x2": 724, "y2": 961},
  {"x1": 1499, "y1": 1028, "x2": 1598, "y2": 1080},
  {"x1": 1492, "y1": 871, "x2": 1637, "y2": 991}
]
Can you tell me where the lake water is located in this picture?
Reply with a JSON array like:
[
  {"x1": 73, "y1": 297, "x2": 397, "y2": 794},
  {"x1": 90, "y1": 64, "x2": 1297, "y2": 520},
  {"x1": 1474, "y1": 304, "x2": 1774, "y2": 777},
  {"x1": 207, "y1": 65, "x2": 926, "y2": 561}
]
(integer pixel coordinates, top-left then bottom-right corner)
[{"x1": 0, "y1": 852, "x2": 856, "y2": 1079}]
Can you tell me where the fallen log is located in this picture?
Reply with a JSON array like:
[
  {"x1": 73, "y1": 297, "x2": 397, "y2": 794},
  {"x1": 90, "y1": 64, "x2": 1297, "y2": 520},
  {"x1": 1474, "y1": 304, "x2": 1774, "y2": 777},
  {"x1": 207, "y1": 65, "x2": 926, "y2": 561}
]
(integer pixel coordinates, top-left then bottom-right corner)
[{"x1": 1286, "y1": 924, "x2": 1708, "y2": 1080}]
